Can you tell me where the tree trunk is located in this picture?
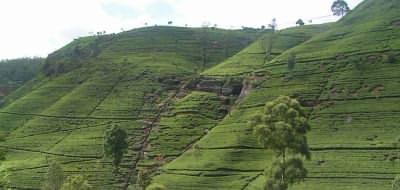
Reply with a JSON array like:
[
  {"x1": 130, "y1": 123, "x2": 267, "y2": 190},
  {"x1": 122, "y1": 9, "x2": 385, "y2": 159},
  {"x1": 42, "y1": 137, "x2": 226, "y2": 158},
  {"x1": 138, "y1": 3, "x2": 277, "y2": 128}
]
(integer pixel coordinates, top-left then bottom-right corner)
[{"x1": 281, "y1": 148, "x2": 286, "y2": 185}]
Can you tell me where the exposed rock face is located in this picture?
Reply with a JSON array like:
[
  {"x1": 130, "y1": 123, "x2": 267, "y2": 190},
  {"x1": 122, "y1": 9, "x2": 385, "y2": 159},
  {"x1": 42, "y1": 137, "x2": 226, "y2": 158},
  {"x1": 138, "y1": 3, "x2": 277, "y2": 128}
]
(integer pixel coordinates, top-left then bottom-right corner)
[
  {"x1": 188, "y1": 77, "x2": 244, "y2": 97},
  {"x1": 195, "y1": 79, "x2": 225, "y2": 93},
  {"x1": 393, "y1": 20, "x2": 400, "y2": 27}
]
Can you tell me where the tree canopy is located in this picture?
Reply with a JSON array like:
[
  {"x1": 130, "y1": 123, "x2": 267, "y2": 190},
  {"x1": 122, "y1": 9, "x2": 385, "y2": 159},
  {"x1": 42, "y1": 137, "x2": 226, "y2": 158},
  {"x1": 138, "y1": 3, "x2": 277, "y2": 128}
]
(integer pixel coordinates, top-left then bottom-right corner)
[
  {"x1": 104, "y1": 126, "x2": 129, "y2": 171},
  {"x1": 0, "y1": 57, "x2": 43, "y2": 84},
  {"x1": 250, "y1": 96, "x2": 310, "y2": 190},
  {"x1": 296, "y1": 19, "x2": 305, "y2": 26},
  {"x1": 331, "y1": 0, "x2": 350, "y2": 16}
]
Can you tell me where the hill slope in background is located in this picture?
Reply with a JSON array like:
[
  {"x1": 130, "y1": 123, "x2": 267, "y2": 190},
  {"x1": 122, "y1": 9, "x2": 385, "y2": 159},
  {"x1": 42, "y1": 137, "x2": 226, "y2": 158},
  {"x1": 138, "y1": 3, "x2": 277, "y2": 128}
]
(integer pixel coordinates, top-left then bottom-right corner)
[
  {"x1": 0, "y1": 58, "x2": 43, "y2": 103},
  {"x1": 151, "y1": 0, "x2": 400, "y2": 189},
  {"x1": 1, "y1": 0, "x2": 400, "y2": 189},
  {"x1": 0, "y1": 26, "x2": 263, "y2": 189}
]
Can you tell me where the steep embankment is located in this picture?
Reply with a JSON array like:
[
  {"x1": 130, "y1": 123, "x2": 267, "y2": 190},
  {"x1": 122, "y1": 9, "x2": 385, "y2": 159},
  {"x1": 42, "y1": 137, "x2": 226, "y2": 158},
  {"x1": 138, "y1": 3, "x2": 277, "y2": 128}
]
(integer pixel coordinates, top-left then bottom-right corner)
[
  {"x1": 152, "y1": 0, "x2": 400, "y2": 189},
  {"x1": 0, "y1": 26, "x2": 263, "y2": 189}
]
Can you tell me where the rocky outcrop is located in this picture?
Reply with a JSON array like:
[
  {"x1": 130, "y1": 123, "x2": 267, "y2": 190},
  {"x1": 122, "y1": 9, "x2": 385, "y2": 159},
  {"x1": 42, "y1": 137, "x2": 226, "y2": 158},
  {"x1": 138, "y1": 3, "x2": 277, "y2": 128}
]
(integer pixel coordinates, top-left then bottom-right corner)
[{"x1": 187, "y1": 77, "x2": 244, "y2": 97}]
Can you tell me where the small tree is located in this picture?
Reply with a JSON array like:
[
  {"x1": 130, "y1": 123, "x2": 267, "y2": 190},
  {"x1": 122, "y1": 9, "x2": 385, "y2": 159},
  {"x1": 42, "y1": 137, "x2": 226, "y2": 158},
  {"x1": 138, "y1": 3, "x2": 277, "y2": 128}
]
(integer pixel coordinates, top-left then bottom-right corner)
[
  {"x1": 393, "y1": 176, "x2": 400, "y2": 190},
  {"x1": 0, "y1": 169, "x2": 11, "y2": 190},
  {"x1": 269, "y1": 18, "x2": 277, "y2": 32},
  {"x1": 287, "y1": 53, "x2": 296, "y2": 72},
  {"x1": 104, "y1": 126, "x2": 129, "y2": 172},
  {"x1": 250, "y1": 96, "x2": 311, "y2": 190},
  {"x1": 296, "y1": 19, "x2": 305, "y2": 26},
  {"x1": 43, "y1": 161, "x2": 65, "y2": 190},
  {"x1": 61, "y1": 175, "x2": 92, "y2": 190},
  {"x1": 0, "y1": 148, "x2": 7, "y2": 161},
  {"x1": 331, "y1": 0, "x2": 350, "y2": 17},
  {"x1": 136, "y1": 169, "x2": 152, "y2": 190},
  {"x1": 146, "y1": 183, "x2": 166, "y2": 190}
]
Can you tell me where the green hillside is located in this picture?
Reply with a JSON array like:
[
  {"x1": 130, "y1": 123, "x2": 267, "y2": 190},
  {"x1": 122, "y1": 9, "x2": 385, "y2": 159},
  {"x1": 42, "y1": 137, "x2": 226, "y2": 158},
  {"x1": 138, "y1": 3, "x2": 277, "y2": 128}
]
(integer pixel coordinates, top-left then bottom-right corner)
[
  {"x1": 1, "y1": 0, "x2": 400, "y2": 189},
  {"x1": 0, "y1": 58, "x2": 43, "y2": 104},
  {"x1": 0, "y1": 26, "x2": 262, "y2": 189},
  {"x1": 151, "y1": 0, "x2": 400, "y2": 189}
]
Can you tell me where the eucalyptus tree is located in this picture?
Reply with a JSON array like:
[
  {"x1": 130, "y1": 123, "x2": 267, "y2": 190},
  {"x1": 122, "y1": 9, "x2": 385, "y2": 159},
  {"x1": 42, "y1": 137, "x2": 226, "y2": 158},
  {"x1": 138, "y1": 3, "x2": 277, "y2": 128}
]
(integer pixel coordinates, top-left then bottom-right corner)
[
  {"x1": 250, "y1": 96, "x2": 311, "y2": 190},
  {"x1": 331, "y1": 0, "x2": 350, "y2": 17}
]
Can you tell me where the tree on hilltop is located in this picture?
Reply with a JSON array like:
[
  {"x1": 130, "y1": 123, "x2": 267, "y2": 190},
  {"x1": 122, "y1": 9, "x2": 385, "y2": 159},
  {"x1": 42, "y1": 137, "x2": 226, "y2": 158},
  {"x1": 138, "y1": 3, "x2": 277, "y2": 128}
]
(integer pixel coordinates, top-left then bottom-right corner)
[
  {"x1": 296, "y1": 19, "x2": 305, "y2": 26},
  {"x1": 269, "y1": 18, "x2": 277, "y2": 32},
  {"x1": 331, "y1": 0, "x2": 350, "y2": 17},
  {"x1": 250, "y1": 96, "x2": 311, "y2": 190}
]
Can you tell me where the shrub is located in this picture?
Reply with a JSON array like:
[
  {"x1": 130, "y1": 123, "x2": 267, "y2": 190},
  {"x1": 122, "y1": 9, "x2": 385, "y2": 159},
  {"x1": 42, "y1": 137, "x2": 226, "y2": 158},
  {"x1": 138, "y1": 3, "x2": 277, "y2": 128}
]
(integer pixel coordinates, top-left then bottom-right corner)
[
  {"x1": 393, "y1": 176, "x2": 400, "y2": 190},
  {"x1": 287, "y1": 53, "x2": 296, "y2": 71},
  {"x1": 146, "y1": 183, "x2": 166, "y2": 190},
  {"x1": 61, "y1": 175, "x2": 92, "y2": 190},
  {"x1": 42, "y1": 161, "x2": 65, "y2": 190}
]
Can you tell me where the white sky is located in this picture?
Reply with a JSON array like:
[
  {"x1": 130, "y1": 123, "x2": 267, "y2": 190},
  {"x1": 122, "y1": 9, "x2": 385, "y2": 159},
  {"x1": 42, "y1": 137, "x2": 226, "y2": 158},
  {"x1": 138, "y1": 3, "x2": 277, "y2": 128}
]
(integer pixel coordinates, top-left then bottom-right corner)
[{"x1": 0, "y1": 0, "x2": 363, "y2": 60}]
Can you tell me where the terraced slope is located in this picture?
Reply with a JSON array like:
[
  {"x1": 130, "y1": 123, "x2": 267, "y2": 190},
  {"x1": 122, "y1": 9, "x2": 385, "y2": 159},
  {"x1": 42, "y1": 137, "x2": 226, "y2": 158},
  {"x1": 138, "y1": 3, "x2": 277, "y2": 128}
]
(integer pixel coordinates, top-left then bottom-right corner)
[
  {"x1": 203, "y1": 24, "x2": 331, "y2": 77},
  {"x1": 0, "y1": 26, "x2": 263, "y2": 189},
  {"x1": 152, "y1": 0, "x2": 400, "y2": 189}
]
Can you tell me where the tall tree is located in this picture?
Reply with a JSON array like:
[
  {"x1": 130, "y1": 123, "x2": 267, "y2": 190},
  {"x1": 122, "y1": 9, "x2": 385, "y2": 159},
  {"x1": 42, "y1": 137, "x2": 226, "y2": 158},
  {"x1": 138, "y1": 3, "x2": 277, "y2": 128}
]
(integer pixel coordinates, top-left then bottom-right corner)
[
  {"x1": 331, "y1": 0, "x2": 350, "y2": 17},
  {"x1": 43, "y1": 161, "x2": 65, "y2": 190},
  {"x1": 287, "y1": 53, "x2": 296, "y2": 72},
  {"x1": 250, "y1": 96, "x2": 311, "y2": 190},
  {"x1": 104, "y1": 126, "x2": 129, "y2": 172}
]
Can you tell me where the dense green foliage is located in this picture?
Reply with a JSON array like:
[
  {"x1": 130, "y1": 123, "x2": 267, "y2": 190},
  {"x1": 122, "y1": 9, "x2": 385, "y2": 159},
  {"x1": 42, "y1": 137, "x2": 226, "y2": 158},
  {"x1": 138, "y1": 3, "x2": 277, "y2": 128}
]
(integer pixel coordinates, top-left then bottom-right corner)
[
  {"x1": 250, "y1": 96, "x2": 310, "y2": 190},
  {"x1": 0, "y1": 57, "x2": 43, "y2": 101},
  {"x1": 0, "y1": 58, "x2": 43, "y2": 84},
  {"x1": 104, "y1": 126, "x2": 129, "y2": 170}
]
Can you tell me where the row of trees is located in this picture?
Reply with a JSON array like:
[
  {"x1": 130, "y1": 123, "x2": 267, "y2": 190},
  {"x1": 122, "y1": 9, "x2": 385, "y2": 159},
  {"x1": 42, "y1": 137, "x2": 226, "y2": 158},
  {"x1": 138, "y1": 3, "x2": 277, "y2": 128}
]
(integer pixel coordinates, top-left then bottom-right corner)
[{"x1": 0, "y1": 57, "x2": 43, "y2": 84}]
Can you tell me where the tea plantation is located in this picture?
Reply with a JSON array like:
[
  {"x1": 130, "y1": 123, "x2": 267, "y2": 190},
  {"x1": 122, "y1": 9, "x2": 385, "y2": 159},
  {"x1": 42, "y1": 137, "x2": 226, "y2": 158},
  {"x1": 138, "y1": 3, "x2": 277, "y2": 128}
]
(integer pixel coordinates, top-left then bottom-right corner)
[{"x1": 1, "y1": 0, "x2": 400, "y2": 189}]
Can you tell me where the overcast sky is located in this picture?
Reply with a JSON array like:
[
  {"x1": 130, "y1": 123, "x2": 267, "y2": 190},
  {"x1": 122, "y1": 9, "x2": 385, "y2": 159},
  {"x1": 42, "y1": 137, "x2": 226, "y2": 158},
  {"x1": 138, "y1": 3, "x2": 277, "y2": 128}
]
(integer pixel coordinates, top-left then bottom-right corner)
[{"x1": 0, "y1": 0, "x2": 363, "y2": 60}]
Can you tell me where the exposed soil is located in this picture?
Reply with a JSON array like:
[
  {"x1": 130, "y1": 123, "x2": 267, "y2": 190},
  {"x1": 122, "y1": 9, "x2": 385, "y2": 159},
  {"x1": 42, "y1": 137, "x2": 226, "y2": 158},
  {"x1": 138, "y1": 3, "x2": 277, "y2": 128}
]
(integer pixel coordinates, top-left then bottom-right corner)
[{"x1": 392, "y1": 20, "x2": 400, "y2": 27}]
